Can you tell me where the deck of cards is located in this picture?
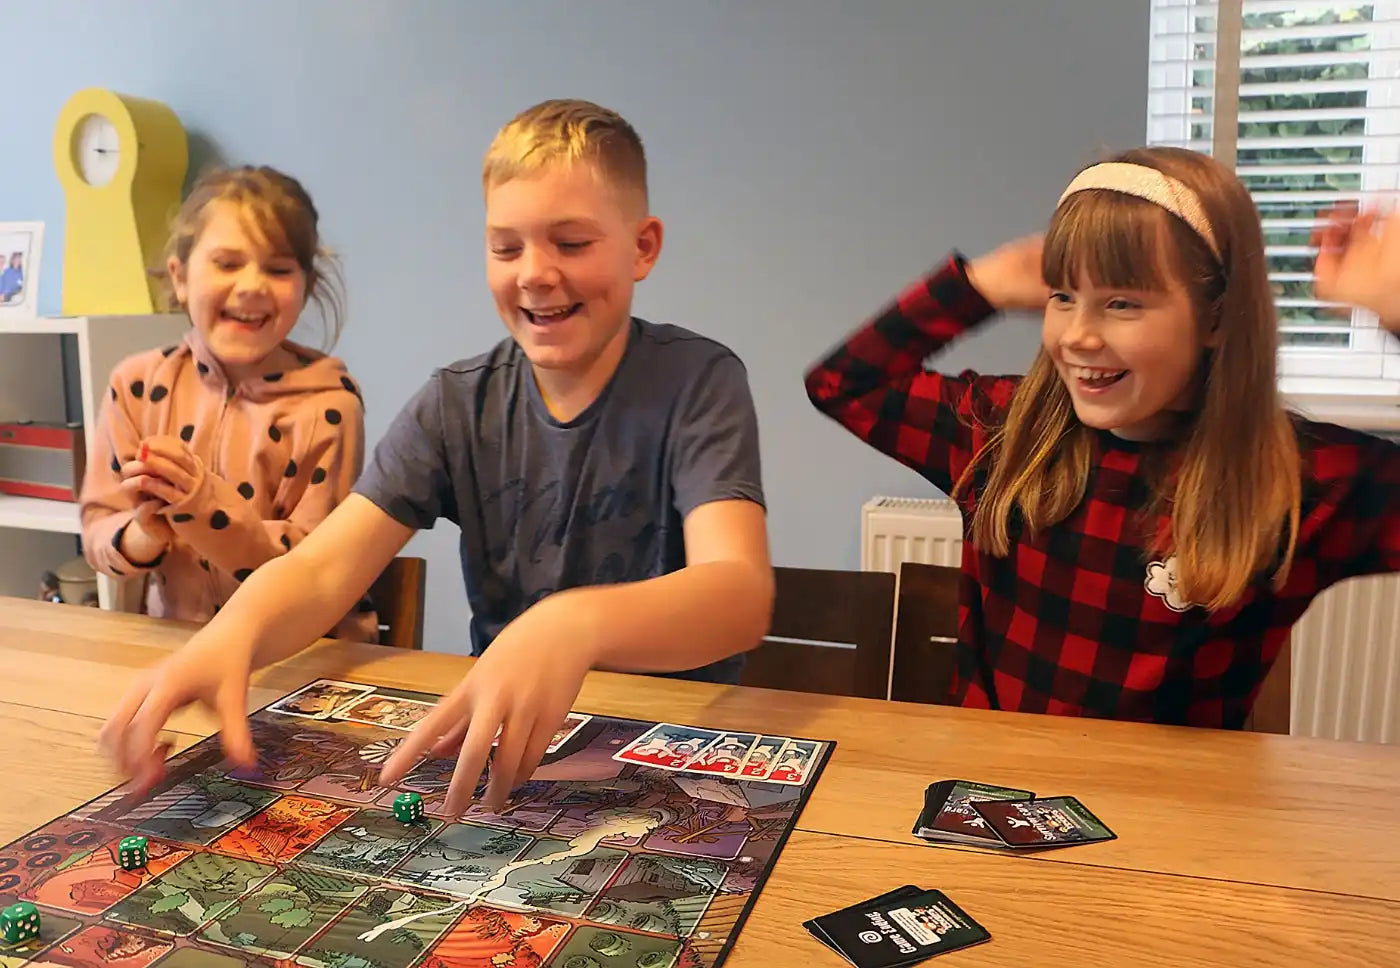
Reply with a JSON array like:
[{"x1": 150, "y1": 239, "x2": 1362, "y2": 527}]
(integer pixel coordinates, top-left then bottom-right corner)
[
  {"x1": 804, "y1": 885, "x2": 991, "y2": 965},
  {"x1": 611, "y1": 723, "x2": 820, "y2": 785},
  {"x1": 912, "y1": 779, "x2": 1116, "y2": 849}
]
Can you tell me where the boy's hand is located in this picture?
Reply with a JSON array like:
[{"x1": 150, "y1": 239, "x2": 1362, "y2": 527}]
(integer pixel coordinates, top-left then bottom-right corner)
[
  {"x1": 966, "y1": 234, "x2": 1051, "y2": 313},
  {"x1": 1313, "y1": 204, "x2": 1400, "y2": 330},
  {"x1": 98, "y1": 634, "x2": 257, "y2": 793},
  {"x1": 120, "y1": 435, "x2": 200, "y2": 506},
  {"x1": 378, "y1": 596, "x2": 594, "y2": 814}
]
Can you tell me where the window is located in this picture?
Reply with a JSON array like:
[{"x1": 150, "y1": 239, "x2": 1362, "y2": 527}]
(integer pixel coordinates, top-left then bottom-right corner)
[{"x1": 1149, "y1": 1, "x2": 1400, "y2": 399}]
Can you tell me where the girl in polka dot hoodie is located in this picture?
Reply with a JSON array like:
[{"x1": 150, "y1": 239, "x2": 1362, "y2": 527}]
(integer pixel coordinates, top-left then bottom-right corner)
[{"x1": 80, "y1": 166, "x2": 377, "y2": 642}]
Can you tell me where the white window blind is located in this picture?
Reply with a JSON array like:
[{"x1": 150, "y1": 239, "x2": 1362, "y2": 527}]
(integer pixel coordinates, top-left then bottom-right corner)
[{"x1": 1148, "y1": 0, "x2": 1400, "y2": 397}]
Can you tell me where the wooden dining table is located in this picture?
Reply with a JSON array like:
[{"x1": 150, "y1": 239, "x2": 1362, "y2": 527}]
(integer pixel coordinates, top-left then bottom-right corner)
[{"x1": 2, "y1": 595, "x2": 1399, "y2": 966}]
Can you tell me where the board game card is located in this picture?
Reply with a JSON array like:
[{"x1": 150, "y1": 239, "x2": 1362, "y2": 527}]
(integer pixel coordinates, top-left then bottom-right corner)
[
  {"x1": 737, "y1": 735, "x2": 787, "y2": 780},
  {"x1": 682, "y1": 732, "x2": 760, "y2": 777},
  {"x1": 766, "y1": 739, "x2": 821, "y2": 785},
  {"x1": 808, "y1": 887, "x2": 991, "y2": 966},
  {"x1": 612, "y1": 723, "x2": 721, "y2": 769},
  {"x1": 340, "y1": 696, "x2": 437, "y2": 731},
  {"x1": 972, "y1": 795, "x2": 1117, "y2": 848},
  {"x1": 546, "y1": 712, "x2": 592, "y2": 753},
  {"x1": 268, "y1": 680, "x2": 376, "y2": 720},
  {"x1": 912, "y1": 779, "x2": 1035, "y2": 846},
  {"x1": 803, "y1": 885, "x2": 923, "y2": 955}
]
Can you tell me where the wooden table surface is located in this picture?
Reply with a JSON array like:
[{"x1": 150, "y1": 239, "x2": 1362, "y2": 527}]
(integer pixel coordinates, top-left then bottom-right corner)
[{"x1": 2, "y1": 596, "x2": 1398, "y2": 965}]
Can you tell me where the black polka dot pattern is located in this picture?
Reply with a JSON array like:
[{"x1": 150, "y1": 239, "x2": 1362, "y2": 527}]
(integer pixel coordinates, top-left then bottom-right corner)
[
  {"x1": 284, "y1": 460, "x2": 297, "y2": 478},
  {"x1": 110, "y1": 456, "x2": 120, "y2": 473},
  {"x1": 357, "y1": 597, "x2": 375, "y2": 613},
  {"x1": 268, "y1": 426, "x2": 282, "y2": 443},
  {"x1": 325, "y1": 409, "x2": 342, "y2": 425},
  {"x1": 211, "y1": 510, "x2": 230, "y2": 530},
  {"x1": 197, "y1": 362, "x2": 209, "y2": 376},
  {"x1": 296, "y1": 353, "x2": 314, "y2": 366},
  {"x1": 340, "y1": 376, "x2": 358, "y2": 395},
  {"x1": 280, "y1": 534, "x2": 292, "y2": 550},
  {"x1": 173, "y1": 513, "x2": 194, "y2": 523},
  {"x1": 180, "y1": 424, "x2": 195, "y2": 442},
  {"x1": 237, "y1": 482, "x2": 255, "y2": 500},
  {"x1": 130, "y1": 380, "x2": 145, "y2": 399},
  {"x1": 273, "y1": 505, "x2": 284, "y2": 518},
  {"x1": 199, "y1": 559, "x2": 210, "y2": 572},
  {"x1": 149, "y1": 385, "x2": 168, "y2": 403},
  {"x1": 161, "y1": 345, "x2": 177, "y2": 357},
  {"x1": 311, "y1": 468, "x2": 327, "y2": 485},
  {"x1": 234, "y1": 568, "x2": 253, "y2": 582},
  {"x1": 109, "y1": 386, "x2": 116, "y2": 401},
  {"x1": 264, "y1": 372, "x2": 283, "y2": 383}
]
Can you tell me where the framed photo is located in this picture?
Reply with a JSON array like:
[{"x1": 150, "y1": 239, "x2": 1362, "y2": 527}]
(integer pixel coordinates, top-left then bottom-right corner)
[{"x1": 0, "y1": 221, "x2": 44, "y2": 320}]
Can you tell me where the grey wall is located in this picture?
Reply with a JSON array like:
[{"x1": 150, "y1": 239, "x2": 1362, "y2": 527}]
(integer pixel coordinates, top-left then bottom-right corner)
[{"x1": 0, "y1": 1, "x2": 1149, "y2": 652}]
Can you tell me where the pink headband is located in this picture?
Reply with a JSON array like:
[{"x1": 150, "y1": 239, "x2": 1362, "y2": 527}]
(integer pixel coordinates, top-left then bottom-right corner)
[{"x1": 1057, "y1": 162, "x2": 1221, "y2": 260}]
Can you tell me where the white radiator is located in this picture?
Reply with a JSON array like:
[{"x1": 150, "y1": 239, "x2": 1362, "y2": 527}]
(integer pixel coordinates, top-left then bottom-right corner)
[{"x1": 861, "y1": 495, "x2": 1400, "y2": 744}]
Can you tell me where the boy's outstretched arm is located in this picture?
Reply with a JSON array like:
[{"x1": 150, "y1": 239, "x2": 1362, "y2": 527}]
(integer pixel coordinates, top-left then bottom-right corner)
[
  {"x1": 379, "y1": 496, "x2": 772, "y2": 815},
  {"x1": 98, "y1": 494, "x2": 415, "y2": 791}
]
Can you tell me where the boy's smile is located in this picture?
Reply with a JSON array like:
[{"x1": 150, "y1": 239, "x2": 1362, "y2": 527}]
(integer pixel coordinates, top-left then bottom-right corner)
[{"x1": 485, "y1": 162, "x2": 662, "y2": 413}]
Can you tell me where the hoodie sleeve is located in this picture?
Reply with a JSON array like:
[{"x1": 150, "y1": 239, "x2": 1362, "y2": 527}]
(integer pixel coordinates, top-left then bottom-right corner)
[
  {"x1": 80, "y1": 358, "x2": 167, "y2": 577},
  {"x1": 162, "y1": 387, "x2": 366, "y2": 584}
]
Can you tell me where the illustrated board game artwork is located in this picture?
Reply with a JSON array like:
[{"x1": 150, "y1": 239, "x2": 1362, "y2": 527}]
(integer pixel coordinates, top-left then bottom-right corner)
[{"x1": 0, "y1": 679, "x2": 835, "y2": 968}]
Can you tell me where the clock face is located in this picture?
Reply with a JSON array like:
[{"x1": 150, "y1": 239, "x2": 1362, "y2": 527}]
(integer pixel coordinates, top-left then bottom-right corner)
[{"x1": 75, "y1": 113, "x2": 120, "y2": 187}]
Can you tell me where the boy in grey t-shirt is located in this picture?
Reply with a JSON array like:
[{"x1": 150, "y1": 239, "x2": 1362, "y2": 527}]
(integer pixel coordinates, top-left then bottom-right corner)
[{"x1": 98, "y1": 99, "x2": 775, "y2": 817}]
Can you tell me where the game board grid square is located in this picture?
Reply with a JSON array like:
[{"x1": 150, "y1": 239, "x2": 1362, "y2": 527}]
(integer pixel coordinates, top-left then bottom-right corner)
[
  {"x1": 102, "y1": 852, "x2": 281, "y2": 939},
  {"x1": 287, "y1": 885, "x2": 464, "y2": 968},
  {"x1": 194, "y1": 864, "x2": 375, "y2": 962},
  {"x1": 0, "y1": 910, "x2": 82, "y2": 968},
  {"x1": 0, "y1": 819, "x2": 132, "y2": 898},
  {"x1": 22, "y1": 834, "x2": 196, "y2": 917},
  {"x1": 24, "y1": 922, "x2": 175, "y2": 968}
]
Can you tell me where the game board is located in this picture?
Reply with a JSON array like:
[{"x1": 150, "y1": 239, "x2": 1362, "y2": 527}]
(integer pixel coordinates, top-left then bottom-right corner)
[{"x1": 0, "y1": 678, "x2": 835, "y2": 968}]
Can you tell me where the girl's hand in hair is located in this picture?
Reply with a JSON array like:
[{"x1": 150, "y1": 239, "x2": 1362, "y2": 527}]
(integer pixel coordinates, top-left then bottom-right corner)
[
  {"x1": 1313, "y1": 204, "x2": 1400, "y2": 330},
  {"x1": 966, "y1": 235, "x2": 1052, "y2": 314}
]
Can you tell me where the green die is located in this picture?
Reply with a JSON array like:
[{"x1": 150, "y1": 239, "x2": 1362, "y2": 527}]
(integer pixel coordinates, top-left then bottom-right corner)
[
  {"x1": 392, "y1": 792, "x2": 423, "y2": 824},
  {"x1": 118, "y1": 835, "x2": 148, "y2": 871},
  {"x1": 1, "y1": 901, "x2": 39, "y2": 944}
]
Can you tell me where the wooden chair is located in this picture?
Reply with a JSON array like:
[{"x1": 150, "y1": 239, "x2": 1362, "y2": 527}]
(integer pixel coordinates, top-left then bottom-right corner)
[
  {"x1": 889, "y1": 561, "x2": 961, "y2": 705},
  {"x1": 739, "y1": 566, "x2": 896, "y2": 700},
  {"x1": 1243, "y1": 642, "x2": 1292, "y2": 734},
  {"x1": 368, "y1": 556, "x2": 427, "y2": 650}
]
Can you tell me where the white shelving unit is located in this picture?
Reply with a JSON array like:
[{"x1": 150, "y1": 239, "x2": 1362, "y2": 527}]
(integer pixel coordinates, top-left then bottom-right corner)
[{"x1": 0, "y1": 313, "x2": 190, "y2": 609}]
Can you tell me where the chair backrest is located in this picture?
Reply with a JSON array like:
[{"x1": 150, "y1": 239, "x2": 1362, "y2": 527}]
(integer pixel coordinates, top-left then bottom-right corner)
[
  {"x1": 368, "y1": 556, "x2": 427, "y2": 650},
  {"x1": 1243, "y1": 642, "x2": 1292, "y2": 734},
  {"x1": 739, "y1": 566, "x2": 896, "y2": 699},
  {"x1": 889, "y1": 561, "x2": 961, "y2": 705}
]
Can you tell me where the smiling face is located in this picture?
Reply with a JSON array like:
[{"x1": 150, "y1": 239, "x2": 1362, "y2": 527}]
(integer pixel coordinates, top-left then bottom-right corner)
[
  {"x1": 1042, "y1": 193, "x2": 1220, "y2": 440},
  {"x1": 1043, "y1": 270, "x2": 1208, "y2": 440},
  {"x1": 484, "y1": 161, "x2": 662, "y2": 391},
  {"x1": 168, "y1": 200, "x2": 307, "y2": 379}
]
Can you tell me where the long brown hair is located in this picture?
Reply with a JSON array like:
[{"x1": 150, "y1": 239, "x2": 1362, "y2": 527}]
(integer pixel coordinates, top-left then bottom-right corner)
[
  {"x1": 162, "y1": 165, "x2": 346, "y2": 349},
  {"x1": 954, "y1": 146, "x2": 1301, "y2": 610}
]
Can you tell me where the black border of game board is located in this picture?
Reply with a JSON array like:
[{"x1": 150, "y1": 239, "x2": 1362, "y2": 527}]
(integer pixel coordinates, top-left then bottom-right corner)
[{"x1": 1, "y1": 677, "x2": 839, "y2": 968}]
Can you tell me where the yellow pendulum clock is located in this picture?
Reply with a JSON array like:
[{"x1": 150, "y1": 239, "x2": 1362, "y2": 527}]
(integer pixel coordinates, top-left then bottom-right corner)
[{"x1": 52, "y1": 88, "x2": 188, "y2": 315}]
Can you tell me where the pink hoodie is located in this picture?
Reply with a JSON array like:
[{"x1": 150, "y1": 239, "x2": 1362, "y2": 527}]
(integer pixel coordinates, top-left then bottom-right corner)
[{"x1": 80, "y1": 328, "x2": 379, "y2": 643}]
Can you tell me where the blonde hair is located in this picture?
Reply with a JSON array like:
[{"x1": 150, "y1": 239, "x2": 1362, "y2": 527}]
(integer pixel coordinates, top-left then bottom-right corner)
[
  {"x1": 482, "y1": 98, "x2": 648, "y2": 212},
  {"x1": 954, "y1": 146, "x2": 1301, "y2": 611},
  {"x1": 162, "y1": 165, "x2": 346, "y2": 349}
]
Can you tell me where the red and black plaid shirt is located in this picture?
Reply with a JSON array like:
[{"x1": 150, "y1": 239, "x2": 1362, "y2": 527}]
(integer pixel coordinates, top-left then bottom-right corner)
[{"x1": 806, "y1": 254, "x2": 1400, "y2": 728}]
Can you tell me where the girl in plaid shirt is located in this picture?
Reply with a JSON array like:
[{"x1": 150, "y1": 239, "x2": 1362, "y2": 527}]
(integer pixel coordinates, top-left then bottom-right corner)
[{"x1": 806, "y1": 146, "x2": 1400, "y2": 728}]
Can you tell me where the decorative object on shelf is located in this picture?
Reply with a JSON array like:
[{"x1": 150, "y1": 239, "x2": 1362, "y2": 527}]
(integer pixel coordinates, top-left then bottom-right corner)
[
  {"x1": 0, "y1": 421, "x2": 86, "y2": 502},
  {"x1": 0, "y1": 221, "x2": 44, "y2": 321},
  {"x1": 53, "y1": 88, "x2": 188, "y2": 316},
  {"x1": 38, "y1": 556, "x2": 98, "y2": 607}
]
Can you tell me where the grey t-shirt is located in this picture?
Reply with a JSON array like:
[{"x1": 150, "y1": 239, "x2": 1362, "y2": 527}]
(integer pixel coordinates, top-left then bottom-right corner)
[{"x1": 354, "y1": 317, "x2": 765, "y2": 683}]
